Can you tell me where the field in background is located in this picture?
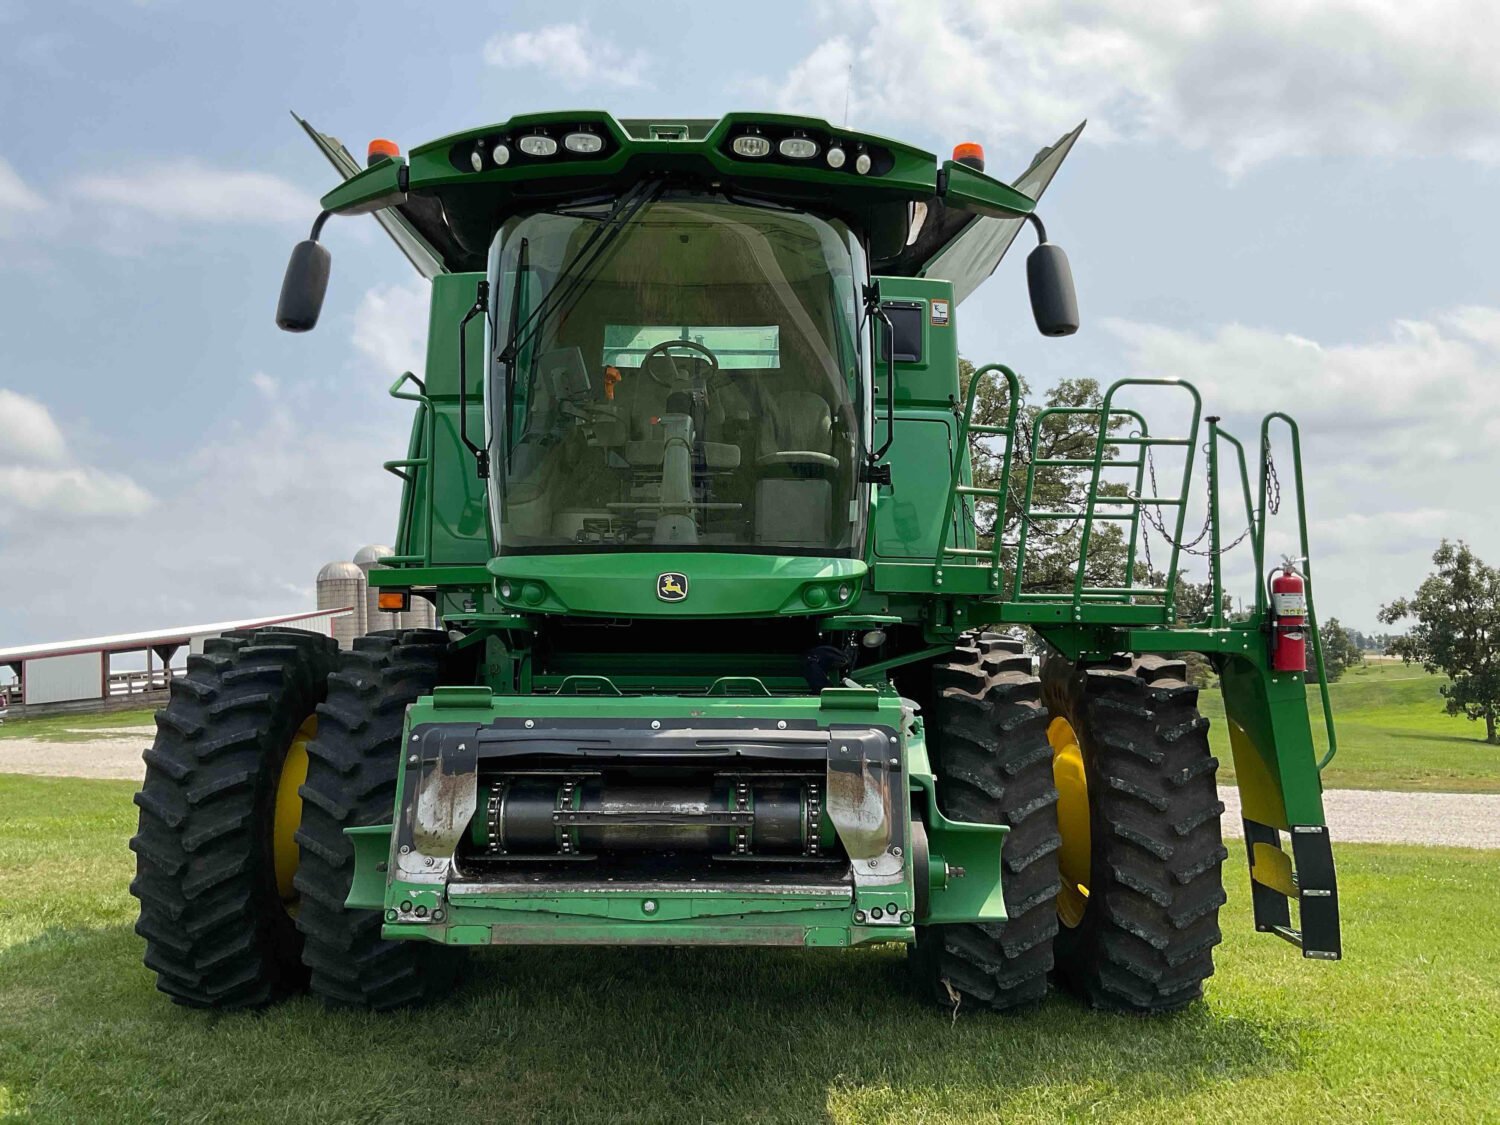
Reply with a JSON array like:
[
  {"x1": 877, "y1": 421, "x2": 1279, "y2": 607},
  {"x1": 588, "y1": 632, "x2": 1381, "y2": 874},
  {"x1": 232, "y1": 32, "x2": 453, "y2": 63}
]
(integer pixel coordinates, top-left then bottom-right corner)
[
  {"x1": 1203, "y1": 659, "x2": 1498, "y2": 793},
  {"x1": 1, "y1": 774, "x2": 1497, "y2": 1123}
]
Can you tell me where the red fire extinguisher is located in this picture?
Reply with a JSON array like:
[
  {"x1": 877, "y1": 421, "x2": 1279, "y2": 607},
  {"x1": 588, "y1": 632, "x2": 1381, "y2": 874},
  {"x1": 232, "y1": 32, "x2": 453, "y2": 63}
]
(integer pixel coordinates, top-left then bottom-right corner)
[{"x1": 1268, "y1": 558, "x2": 1307, "y2": 673}]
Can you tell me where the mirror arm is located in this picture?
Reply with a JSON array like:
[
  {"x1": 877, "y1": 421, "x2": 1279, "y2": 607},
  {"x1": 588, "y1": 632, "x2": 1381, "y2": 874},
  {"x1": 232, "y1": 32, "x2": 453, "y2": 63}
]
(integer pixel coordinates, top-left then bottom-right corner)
[
  {"x1": 308, "y1": 210, "x2": 332, "y2": 242},
  {"x1": 457, "y1": 279, "x2": 491, "y2": 479},
  {"x1": 1025, "y1": 212, "x2": 1048, "y2": 244}
]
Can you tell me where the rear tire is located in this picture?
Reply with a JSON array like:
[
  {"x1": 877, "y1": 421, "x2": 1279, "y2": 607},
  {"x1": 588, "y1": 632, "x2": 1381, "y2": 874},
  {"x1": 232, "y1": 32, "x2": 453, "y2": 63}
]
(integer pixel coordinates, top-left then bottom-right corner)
[
  {"x1": 911, "y1": 634, "x2": 1062, "y2": 1013},
  {"x1": 1041, "y1": 652, "x2": 1228, "y2": 1012},
  {"x1": 294, "y1": 629, "x2": 467, "y2": 1009},
  {"x1": 130, "y1": 628, "x2": 337, "y2": 1008}
]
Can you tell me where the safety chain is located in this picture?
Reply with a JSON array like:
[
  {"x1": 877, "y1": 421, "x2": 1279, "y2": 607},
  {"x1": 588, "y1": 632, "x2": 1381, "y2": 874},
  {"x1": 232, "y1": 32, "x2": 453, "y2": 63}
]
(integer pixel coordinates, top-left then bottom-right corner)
[
  {"x1": 1263, "y1": 441, "x2": 1282, "y2": 516},
  {"x1": 1136, "y1": 443, "x2": 1253, "y2": 572}
]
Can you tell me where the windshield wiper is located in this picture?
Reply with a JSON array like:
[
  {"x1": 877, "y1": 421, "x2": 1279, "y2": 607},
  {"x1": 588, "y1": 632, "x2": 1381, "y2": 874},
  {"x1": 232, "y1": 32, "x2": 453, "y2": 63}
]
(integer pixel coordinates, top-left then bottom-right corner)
[
  {"x1": 498, "y1": 178, "x2": 664, "y2": 372},
  {"x1": 501, "y1": 236, "x2": 529, "y2": 474}
]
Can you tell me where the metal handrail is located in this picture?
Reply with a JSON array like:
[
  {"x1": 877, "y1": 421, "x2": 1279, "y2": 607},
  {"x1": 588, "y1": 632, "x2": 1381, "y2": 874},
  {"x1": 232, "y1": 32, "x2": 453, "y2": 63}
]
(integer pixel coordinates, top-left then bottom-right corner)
[
  {"x1": 1257, "y1": 413, "x2": 1339, "y2": 769},
  {"x1": 931, "y1": 364, "x2": 1022, "y2": 591},
  {"x1": 1011, "y1": 405, "x2": 1150, "y2": 602},
  {"x1": 384, "y1": 371, "x2": 435, "y2": 567},
  {"x1": 1081, "y1": 380, "x2": 1202, "y2": 617},
  {"x1": 1007, "y1": 382, "x2": 1199, "y2": 617}
]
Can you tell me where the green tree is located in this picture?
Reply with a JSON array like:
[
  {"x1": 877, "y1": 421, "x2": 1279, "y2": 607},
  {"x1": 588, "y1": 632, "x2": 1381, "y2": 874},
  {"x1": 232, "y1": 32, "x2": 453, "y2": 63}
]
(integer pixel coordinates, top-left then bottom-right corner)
[
  {"x1": 1378, "y1": 540, "x2": 1500, "y2": 744},
  {"x1": 1310, "y1": 616, "x2": 1363, "y2": 684}
]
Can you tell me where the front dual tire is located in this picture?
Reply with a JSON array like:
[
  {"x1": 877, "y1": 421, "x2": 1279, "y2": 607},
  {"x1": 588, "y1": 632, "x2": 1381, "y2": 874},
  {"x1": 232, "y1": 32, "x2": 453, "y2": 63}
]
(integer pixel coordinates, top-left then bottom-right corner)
[
  {"x1": 130, "y1": 627, "x2": 463, "y2": 1010},
  {"x1": 914, "y1": 639, "x2": 1227, "y2": 1014}
]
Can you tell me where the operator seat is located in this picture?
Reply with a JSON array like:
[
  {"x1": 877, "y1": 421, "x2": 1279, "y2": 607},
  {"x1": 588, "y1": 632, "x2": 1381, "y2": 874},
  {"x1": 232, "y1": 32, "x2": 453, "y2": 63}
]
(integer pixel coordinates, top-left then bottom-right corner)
[
  {"x1": 754, "y1": 388, "x2": 836, "y2": 548},
  {"x1": 615, "y1": 366, "x2": 741, "y2": 471}
]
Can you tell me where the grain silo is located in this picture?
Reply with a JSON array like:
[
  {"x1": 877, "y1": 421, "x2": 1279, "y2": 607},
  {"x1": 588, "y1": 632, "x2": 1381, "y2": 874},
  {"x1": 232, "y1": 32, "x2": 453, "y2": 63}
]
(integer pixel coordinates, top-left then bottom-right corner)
[
  {"x1": 316, "y1": 561, "x2": 366, "y2": 649},
  {"x1": 353, "y1": 544, "x2": 396, "y2": 636}
]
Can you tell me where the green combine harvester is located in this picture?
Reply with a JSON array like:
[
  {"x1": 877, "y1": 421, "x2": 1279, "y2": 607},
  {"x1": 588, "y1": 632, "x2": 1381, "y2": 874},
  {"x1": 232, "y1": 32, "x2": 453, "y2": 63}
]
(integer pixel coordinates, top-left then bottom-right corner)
[{"x1": 131, "y1": 111, "x2": 1341, "y2": 1015}]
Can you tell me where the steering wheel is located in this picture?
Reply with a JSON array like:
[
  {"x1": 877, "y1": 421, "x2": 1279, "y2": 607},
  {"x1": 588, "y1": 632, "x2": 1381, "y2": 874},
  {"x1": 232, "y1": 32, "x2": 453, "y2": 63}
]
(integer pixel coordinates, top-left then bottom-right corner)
[{"x1": 642, "y1": 339, "x2": 720, "y2": 388}]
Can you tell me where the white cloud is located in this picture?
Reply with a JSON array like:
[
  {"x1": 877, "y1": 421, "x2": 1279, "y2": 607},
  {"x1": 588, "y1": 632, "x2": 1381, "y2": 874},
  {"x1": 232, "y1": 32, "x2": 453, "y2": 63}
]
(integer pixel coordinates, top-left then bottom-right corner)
[
  {"x1": 0, "y1": 389, "x2": 154, "y2": 526},
  {"x1": 767, "y1": 1, "x2": 1500, "y2": 172},
  {"x1": 352, "y1": 280, "x2": 430, "y2": 379},
  {"x1": 0, "y1": 158, "x2": 44, "y2": 214},
  {"x1": 0, "y1": 387, "x2": 68, "y2": 464},
  {"x1": 0, "y1": 382, "x2": 403, "y2": 644},
  {"x1": 1101, "y1": 306, "x2": 1500, "y2": 626},
  {"x1": 0, "y1": 464, "x2": 154, "y2": 518},
  {"x1": 483, "y1": 22, "x2": 647, "y2": 89},
  {"x1": 69, "y1": 160, "x2": 318, "y2": 225}
]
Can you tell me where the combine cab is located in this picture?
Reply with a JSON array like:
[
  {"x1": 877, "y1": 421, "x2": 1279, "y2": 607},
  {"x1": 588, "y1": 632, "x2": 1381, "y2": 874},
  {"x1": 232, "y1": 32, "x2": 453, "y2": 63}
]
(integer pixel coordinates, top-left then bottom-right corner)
[{"x1": 131, "y1": 111, "x2": 1340, "y2": 1014}]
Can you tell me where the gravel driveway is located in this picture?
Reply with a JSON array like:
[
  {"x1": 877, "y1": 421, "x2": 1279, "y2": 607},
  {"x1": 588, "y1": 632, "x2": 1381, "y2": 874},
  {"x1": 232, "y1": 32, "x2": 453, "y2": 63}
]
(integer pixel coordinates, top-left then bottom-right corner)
[
  {"x1": 0, "y1": 730, "x2": 155, "y2": 781},
  {"x1": 3, "y1": 734, "x2": 1496, "y2": 849},
  {"x1": 1219, "y1": 786, "x2": 1500, "y2": 849}
]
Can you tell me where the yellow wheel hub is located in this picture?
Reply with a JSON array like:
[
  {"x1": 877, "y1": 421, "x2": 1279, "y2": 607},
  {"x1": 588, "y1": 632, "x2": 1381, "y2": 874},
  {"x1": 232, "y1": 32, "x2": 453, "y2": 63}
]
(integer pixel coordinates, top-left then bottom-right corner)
[
  {"x1": 272, "y1": 715, "x2": 316, "y2": 911},
  {"x1": 1049, "y1": 716, "x2": 1091, "y2": 928}
]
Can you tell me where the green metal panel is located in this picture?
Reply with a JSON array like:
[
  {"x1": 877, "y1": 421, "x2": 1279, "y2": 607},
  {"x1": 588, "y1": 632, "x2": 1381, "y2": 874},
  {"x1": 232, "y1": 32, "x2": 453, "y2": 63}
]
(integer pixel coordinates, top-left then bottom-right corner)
[
  {"x1": 938, "y1": 160, "x2": 1038, "y2": 219},
  {"x1": 358, "y1": 689, "x2": 930, "y2": 948},
  {"x1": 490, "y1": 552, "x2": 866, "y2": 618},
  {"x1": 424, "y1": 273, "x2": 486, "y2": 398},
  {"x1": 875, "y1": 417, "x2": 958, "y2": 560},
  {"x1": 872, "y1": 276, "x2": 959, "y2": 407}
]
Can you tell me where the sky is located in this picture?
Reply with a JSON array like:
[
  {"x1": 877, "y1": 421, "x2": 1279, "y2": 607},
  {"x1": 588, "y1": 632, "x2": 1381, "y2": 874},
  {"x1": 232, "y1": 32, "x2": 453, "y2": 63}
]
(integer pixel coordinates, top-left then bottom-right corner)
[{"x1": 2, "y1": 0, "x2": 1498, "y2": 646}]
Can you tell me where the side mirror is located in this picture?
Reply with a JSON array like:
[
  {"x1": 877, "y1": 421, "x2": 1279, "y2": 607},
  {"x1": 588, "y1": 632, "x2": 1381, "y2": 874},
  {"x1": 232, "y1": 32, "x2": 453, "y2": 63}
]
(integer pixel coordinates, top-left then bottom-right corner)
[
  {"x1": 275, "y1": 240, "x2": 331, "y2": 332},
  {"x1": 1026, "y1": 241, "x2": 1079, "y2": 337}
]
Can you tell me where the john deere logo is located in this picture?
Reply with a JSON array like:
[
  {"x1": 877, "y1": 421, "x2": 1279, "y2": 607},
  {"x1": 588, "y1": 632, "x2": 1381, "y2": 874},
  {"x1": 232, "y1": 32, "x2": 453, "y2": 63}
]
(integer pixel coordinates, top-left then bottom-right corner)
[{"x1": 657, "y1": 572, "x2": 688, "y2": 602}]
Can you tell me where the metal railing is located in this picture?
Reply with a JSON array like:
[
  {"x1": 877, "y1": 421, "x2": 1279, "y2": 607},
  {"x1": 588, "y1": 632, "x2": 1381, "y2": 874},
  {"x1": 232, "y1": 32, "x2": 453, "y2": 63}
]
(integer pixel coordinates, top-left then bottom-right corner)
[
  {"x1": 932, "y1": 374, "x2": 1202, "y2": 622},
  {"x1": 382, "y1": 371, "x2": 435, "y2": 567},
  {"x1": 931, "y1": 364, "x2": 1023, "y2": 593}
]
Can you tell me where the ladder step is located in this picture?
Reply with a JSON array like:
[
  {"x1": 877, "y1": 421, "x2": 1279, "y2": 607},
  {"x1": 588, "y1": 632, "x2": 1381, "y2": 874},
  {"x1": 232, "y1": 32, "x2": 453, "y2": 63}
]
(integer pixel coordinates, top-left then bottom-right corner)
[
  {"x1": 1111, "y1": 437, "x2": 1191, "y2": 447},
  {"x1": 1094, "y1": 496, "x2": 1183, "y2": 506},
  {"x1": 955, "y1": 486, "x2": 1002, "y2": 497}
]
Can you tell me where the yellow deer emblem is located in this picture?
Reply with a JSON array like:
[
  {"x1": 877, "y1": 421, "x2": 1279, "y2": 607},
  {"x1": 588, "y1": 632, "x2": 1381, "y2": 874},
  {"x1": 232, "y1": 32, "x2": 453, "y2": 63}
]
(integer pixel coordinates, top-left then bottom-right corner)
[{"x1": 657, "y1": 572, "x2": 688, "y2": 602}]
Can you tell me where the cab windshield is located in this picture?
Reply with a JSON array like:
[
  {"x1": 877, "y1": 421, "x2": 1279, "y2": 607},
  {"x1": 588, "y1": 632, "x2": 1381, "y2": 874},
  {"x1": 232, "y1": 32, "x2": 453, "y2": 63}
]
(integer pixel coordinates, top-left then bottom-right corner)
[{"x1": 487, "y1": 192, "x2": 868, "y2": 556}]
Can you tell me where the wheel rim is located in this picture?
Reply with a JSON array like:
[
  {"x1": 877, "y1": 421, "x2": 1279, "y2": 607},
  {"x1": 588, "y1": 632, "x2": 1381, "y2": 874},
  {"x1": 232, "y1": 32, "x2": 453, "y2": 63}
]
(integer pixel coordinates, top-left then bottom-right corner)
[
  {"x1": 272, "y1": 715, "x2": 316, "y2": 911},
  {"x1": 1048, "y1": 716, "x2": 1091, "y2": 928}
]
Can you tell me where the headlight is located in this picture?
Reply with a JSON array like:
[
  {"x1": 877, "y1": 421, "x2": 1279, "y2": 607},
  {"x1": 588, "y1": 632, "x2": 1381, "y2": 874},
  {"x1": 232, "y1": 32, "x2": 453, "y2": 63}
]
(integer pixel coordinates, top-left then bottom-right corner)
[
  {"x1": 778, "y1": 136, "x2": 819, "y2": 160},
  {"x1": 732, "y1": 134, "x2": 771, "y2": 158},
  {"x1": 826, "y1": 146, "x2": 846, "y2": 169},
  {"x1": 855, "y1": 152, "x2": 871, "y2": 175},
  {"x1": 564, "y1": 132, "x2": 603, "y2": 153},
  {"x1": 518, "y1": 135, "x2": 557, "y2": 157},
  {"x1": 492, "y1": 143, "x2": 510, "y2": 166}
]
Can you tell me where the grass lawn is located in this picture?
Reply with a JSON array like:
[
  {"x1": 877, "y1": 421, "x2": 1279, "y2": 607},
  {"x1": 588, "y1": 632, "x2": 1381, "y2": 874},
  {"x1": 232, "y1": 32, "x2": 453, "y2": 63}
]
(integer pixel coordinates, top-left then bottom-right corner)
[
  {"x1": 0, "y1": 708, "x2": 156, "y2": 744},
  {"x1": 1, "y1": 774, "x2": 1496, "y2": 1123},
  {"x1": 1201, "y1": 659, "x2": 1500, "y2": 794}
]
